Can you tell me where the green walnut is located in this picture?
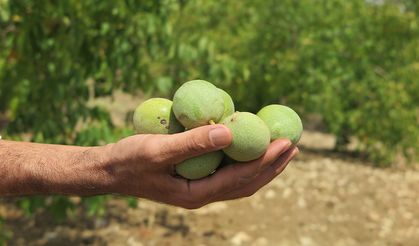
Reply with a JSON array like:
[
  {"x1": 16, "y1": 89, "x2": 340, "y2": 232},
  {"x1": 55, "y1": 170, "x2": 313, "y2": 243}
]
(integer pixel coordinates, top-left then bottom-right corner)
[
  {"x1": 221, "y1": 112, "x2": 270, "y2": 162},
  {"x1": 172, "y1": 80, "x2": 225, "y2": 129},
  {"x1": 175, "y1": 151, "x2": 224, "y2": 180},
  {"x1": 133, "y1": 98, "x2": 184, "y2": 134},
  {"x1": 218, "y1": 88, "x2": 235, "y2": 121},
  {"x1": 257, "y1": 104, "x2": 303, "y2": 144}
]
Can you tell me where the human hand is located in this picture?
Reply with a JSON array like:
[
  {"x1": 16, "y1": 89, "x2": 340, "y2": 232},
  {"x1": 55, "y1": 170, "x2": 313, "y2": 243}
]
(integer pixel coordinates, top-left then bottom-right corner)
[{"x1": 100, "y1": 124, "x2": 298, "y2": 209}]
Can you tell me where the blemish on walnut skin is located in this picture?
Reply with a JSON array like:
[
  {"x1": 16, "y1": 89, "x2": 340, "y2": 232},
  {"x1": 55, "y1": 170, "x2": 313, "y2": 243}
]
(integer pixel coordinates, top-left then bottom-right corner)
[
  {"x1": 230, "y1": 112, "x2": 239, "y2": 122},
  {"x1": 160, "y1": 119, "x2": 167, "y2": 125},
  {"x1": 177, "y1": 114, "x2": 187, "y2": 121}
]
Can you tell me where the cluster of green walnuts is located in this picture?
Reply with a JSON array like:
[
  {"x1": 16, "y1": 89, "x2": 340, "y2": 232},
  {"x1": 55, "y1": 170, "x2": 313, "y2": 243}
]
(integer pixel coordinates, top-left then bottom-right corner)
[{"x1": 133, "y1": 80, "x2": 303, "y2": 180}]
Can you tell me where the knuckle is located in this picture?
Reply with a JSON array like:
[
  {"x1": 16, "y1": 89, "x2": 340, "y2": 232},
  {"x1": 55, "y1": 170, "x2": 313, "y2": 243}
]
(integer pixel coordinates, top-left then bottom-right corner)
[
  {"x1": 195, "y1": 193, "x2": 210, "y2": 204},
  {"x1": 186, "y1": 138, "x2": 208, "y2": 153},
  {"x1": 180, "y1": 200, "x2": 204, "y2": 210},
  {"x1": 231, "y1": 164, "x2": 259, "y2": 186},
  {"x1": 235, "y1": 176, "x2": 253, "y2": 187},
  {"x1": 244, "y1": 189, "x2": 257, "y2": 198},
  {"x1": 186, "y1": 202, "x2": 204, "y2": 210},
  {"x1": 143, "y1": 136, "x2": 172, "y2": 163},
  {"x1": 179, "y1": 192, "x2": 208, "y2": 209},
  {"x1": 249, "y1": 162, "x2": 265, "y2": 177}
]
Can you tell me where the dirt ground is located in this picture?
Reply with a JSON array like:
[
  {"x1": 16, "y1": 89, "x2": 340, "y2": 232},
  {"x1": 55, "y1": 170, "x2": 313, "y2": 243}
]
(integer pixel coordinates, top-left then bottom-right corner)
[{"x1": 2, "y1": 129, "x2": 419, "y2": 246}]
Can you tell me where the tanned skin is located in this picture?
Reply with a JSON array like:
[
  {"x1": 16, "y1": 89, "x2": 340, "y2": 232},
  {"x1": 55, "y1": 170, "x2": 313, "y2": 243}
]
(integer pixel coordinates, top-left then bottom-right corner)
[{"x1": 0, "y1": 125, "x2": 298, "y2": 209}]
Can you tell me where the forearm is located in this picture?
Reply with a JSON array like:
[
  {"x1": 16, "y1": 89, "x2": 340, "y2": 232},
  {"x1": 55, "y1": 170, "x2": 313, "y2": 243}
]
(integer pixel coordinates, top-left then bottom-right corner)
[{"x1": 0, "y1": 140, "x2": 112, "y2": 196}]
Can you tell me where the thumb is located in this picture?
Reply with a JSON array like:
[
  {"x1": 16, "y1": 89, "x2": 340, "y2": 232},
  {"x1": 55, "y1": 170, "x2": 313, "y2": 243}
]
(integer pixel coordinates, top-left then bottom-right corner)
[{"x1": 157, "y1": 124, "x2": 232, "y2": 164}]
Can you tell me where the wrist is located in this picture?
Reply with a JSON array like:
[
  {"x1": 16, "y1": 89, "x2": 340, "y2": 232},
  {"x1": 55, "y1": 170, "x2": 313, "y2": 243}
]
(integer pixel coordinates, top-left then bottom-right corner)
[
  {"x1": 72, "y1": 145, "x2": 116, "y2": 196},
  {"x1": 93, "y1": 142, "x2": 130, "y2": 195},
  {"x1": 48, "y1": 145, "x2": 116, "y2": 196},
  {"x1": 92, "y1": 143, "x2": 118, "y2": 194}
]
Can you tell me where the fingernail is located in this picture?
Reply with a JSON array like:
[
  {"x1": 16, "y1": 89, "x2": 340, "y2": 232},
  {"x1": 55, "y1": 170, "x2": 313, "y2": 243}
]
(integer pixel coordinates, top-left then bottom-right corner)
[
  {"x1": 209, "y1": 126, "x2": 231, "y2": 147},
  {"x1": 287, "y1": 147, "x2": 299, "y2": 159},
  {"x1": 279, "y1": 139, "x2": 292, "y2": 150},
  {"x1": 275, "y1": 148, "x2": 299, "y2": 173},
  {"x1": 286, "y1": 147, "x2": 299, "y2": 163}
]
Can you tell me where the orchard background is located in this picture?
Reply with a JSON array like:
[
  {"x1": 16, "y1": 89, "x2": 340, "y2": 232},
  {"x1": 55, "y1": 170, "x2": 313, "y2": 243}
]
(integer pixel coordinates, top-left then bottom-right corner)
[{"x1": 0, "y1": 0, "x2": 418, "y2": 245}]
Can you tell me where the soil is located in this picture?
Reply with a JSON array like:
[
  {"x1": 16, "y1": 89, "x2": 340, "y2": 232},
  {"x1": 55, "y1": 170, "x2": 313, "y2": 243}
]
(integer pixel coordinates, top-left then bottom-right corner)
[{"x1": 2, "y1": 130, "x2": 419, "y2": 246}]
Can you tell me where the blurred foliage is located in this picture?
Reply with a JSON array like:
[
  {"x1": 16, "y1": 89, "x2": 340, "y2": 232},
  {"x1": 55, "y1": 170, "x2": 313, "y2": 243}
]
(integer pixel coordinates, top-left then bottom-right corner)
[
  {"x1": 248, "y1": 0, "x2": 419, "y2": 162},
  {"x1": 0, "y1": 0, "x2": 418, "y2": 242},
  {"x1": 0, "y1": 216, "x2": 12, "y2": 245},
  {"x1": 1, "y1": 0, "x2": 417, "y2": 162}
]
